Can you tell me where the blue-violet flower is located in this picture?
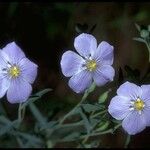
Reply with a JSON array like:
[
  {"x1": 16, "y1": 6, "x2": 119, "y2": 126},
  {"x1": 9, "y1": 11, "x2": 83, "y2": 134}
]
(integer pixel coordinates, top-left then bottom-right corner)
[
  {"x1": 60, "y1": 33, "x2": 115, "y2": 93},
  {"x1": 0, "y1": 42, "x2": 38, "y2": 103},
  {"x1": 108, "y1": 81, "x2": 150, "y2": 135}
]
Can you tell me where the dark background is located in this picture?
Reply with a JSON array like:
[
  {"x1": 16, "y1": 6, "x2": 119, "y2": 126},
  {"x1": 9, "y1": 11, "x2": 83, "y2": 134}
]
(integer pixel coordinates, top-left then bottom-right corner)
[{"x1": 0, "y1": 2, "x2": 150, "y2": 148}]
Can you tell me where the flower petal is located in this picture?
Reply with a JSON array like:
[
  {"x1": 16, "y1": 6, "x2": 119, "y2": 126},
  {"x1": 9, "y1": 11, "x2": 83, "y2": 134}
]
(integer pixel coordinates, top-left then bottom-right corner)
[
  {"x1": 108, "y1": 96, "x2": 131, "y2": 120},
  {"x1": 68, "y1": 70, "x2": 92, "y2": 93},
  {"x1": 19, "y1": 58, "x2": 38, "y2": 84},
  {"x1": 141, "y1": 85, "x2": 150, "y2": 101},
  {"x1": 122, "y1": 111, "x2": 146, "y2": 135},
  {"x1": 7, "y1": 78, "x2": 32, "y2": 104},
  {"x1": 0, "y1": 50, "x2": 10, "y2": 68},
  {"x1": 93, "y1": 65, "x2": 115, "y2": 86},
  {"x1": 93, "y1": 41, "x2": 114, "y2": 65},
  {"x1": 143, "y1": 108, "x2": 150, "y2": 126},
  {"x1": 60, "y1": 51, "x2": 85, "y2": 77},
  {"x1": 0, "y1": 76, "x2": 10, "y2": 98},
  {"x1": 2, "y1": 42, "x2": 25, "y2": 64},
  {"x1": 117, "y1": 81, "x2": 142, "y2": 100},
  {"x1": 74, "y1": 33, "x2": 97, "y2": 58}
]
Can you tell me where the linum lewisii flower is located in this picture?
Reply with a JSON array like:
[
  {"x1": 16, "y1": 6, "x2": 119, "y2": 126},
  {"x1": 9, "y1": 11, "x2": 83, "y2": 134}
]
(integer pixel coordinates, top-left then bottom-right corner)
[
  {"x1": 60, "y1": 33, "x2": 115, "y2": 93},
  {"x1": 0, "y1": 42, "x2": 38, "y2": 104},
  {"x1": 108, "y1": 81, "x2": 150, "y2": 135}
]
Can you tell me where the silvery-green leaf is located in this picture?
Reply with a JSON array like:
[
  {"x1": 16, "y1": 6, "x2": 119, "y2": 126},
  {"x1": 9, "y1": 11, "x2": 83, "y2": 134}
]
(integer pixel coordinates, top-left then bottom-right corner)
[
  {"x1": 22, "y1": 88, "x2": 52, "y2": 108},
  {"x1": 133, "y1": 37, "x2": 145, "y2": 43},
  {"x1": 135, "y1": 23, "x2": 141, "y2": 32},
  {"x1": 98, "y1": 90, "x2": 110, "y2": 104},
  {"x1": 29, "y1": 102, "x2": 47, "y2": 126},
  {"x1": 96, "y1": 121, "x2": 110, "y2": 132}
]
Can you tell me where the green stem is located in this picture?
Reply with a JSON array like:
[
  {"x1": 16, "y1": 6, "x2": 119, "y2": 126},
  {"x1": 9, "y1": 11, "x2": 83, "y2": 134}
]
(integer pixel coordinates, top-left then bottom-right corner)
[
  {"x1": 18, "y1": 103, "x2": 22, "y2": 123},
  {"x1": 91, "y1": 110, "x2": 107, "y2": 118},
  {"x1": 18, "y1": 103, "x2": 26, "y2": 124},
  {"x1": 59, "y1": 82, "x2": 96, "y2": 124},
  {"x1": 124, "y1": 134, "x2": 131, "y2": 148},
  {"x1": 58, "y1": 123, "x2": 121, "y2": 143}
]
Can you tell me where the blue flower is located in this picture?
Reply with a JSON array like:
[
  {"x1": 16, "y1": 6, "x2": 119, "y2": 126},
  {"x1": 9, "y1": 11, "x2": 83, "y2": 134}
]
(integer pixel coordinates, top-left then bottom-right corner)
[
  {"x1": 61, "y1": 33, "x2": 115, "y2": 93},
  {"x1": 0, "y1": 42, "x2": 38, "y2": 103},
  {"x1": 108, "y1": 81, "x2": 150, "y2": 135}
]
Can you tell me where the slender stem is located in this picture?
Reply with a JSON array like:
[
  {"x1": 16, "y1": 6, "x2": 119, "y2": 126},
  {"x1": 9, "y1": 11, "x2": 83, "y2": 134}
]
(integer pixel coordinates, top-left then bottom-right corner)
[
  {"x1": 59, "y1": 82, "x2": 96, "y2": 124},
  {"x1": 91, "y1": 110, "x2": 107, "y2": 118},
  {"x1": 58, "y1": 123, "x2": 121, "y2": 143},
  {"x1": 18, "y1": 103, "x2": 22, "y2": 123},
  {"x1": 18, "y1": 103, "x2": 26, "y2": 124},
  {"x1": 124, "y1": 134, "x2": 131, "y2": 148}
]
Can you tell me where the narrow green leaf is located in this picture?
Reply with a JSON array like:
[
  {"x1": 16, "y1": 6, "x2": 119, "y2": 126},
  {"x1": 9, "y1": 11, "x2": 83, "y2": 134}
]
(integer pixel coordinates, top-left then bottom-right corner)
[
  {"x1": 148, "y1": 25, "x2": 150, "y2": 32},
  {"x1": 22, "y1": 88, "x2": 52, "y2": 108},
  {"x1": 81, "y1": 104, "x2": 101, "y2": 113},
  {"x1": 34, "y1": 88, "x2": 52, "y2": 97},
  {"x1": 62, "y1": 132, "x2": 80, "y2": 141},
  {"x1": 79, "y1": 107, "x2": 92, "y2": 134},
  {"x1": 96, "y1": 121, "x2": 110, "y2": 132},
  {"x1": 0, "y1": 120, "x2": 18, "y2": 136},
  {"x1": 98, "y1": 90, "x2": 110, "y2": 104},
  {"x1": 16, "y1": 132, "x2": 42, "y2": 144},
  {"x1": 29, "y1": 102, "x2": 47, "y2": 126},
  {"x1": 133, "y1": 37, "x2": 145, "y2": 43},
  {"x1": 135, "y1": 23, "x2": 141, "y2": 32}
]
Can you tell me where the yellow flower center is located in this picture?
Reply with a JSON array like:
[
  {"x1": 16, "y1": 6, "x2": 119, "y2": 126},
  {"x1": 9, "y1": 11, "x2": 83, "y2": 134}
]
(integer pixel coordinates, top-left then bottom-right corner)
[
  {"x1": 9, "y1": 66, "x2": 20, "y2": 78},
  {"x1": 134, "y1": 98, "x2": 145, "y2": 111},
  {"x1": 86, "y1": 60, "x2": 97, "y2": 72}
]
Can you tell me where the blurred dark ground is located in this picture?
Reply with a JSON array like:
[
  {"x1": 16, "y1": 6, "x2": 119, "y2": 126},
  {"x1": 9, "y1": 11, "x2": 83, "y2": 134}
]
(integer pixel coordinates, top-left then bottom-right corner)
[{"x1": 0, "y1": 2, "x2": 150, "y2": 148}]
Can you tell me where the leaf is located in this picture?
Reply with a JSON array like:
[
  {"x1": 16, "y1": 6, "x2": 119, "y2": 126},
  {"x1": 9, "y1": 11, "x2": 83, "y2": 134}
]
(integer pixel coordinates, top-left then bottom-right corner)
[
  {"x1": 0, "y1": 102, "x2": 7, "y2": 116},
  {"x1": 62, "y1": 132, "x2": 81, "y2": 141},
  {"x1": 40, "y1": 121, "x2": 58, "y2": 131},
  {"x1": 13, "y1": 131, "x2": 43, "y2": 147},
  {"x1": 98, "y1": 90, "x2": 111, "y2": 104},
  {"x1": 22, "y1": 88, "x2": 52, "y2": 108},
  {"x1": 148, "y1": 25, "x2": 150, "y2": 32},
  {"x1": 81, "y1": 104, "x2": 103, "y2": 113},
  {"x1": 29, "y1": 102, "x2": 47, "y2": 126},
  {"x1": 133, "y1": 37, "x2": 145, "y2": 43},
  {"x1": 96, "y1": 121, "x2": 110, "y2": 132},
  {"x1": 34, "y1": 88, "x2": 52, "y2": 97},
  {"x1": 135, "y1": 23, "x2": 141, "y2": 32},
  {"x1": 0, "y1": 120, "x2": 18, "y2": 136},
  {"x1": 79, "y1": 107, "x2": 92, "y2": 134}
]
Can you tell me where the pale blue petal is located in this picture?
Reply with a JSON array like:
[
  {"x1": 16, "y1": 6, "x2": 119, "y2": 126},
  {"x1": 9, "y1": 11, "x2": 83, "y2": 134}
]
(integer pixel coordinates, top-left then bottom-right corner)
[
  {"x1": 108, "y1": 96, "x2": 131, "y2": 120},
  {"x1": 93, "y1": 65, "x2": 115, "y2": 86},
  {"x1": 2, "y1": 42, "x2": 25, "y2": 64},
  {"x1": 60, "y1": 51, "x2": 85, "y2": 77},
  {"x1": 93, "y1": 41, "x2": 114, "y2": 65},
  {"x1": 122, "y1": 111, "x2": 146, "y2": 135},
  {"x1": 68, "y1": 70, "x2": 92, "y2": 93},
  {"x1": 117, "y1": 81, "x2": 142, "y2": 100},
  {"x1": 19, "y1": 58, "x2": 38, "y2": 84},
  {"x1": 74, "y1": 33, "x2": 97, "y2": 58},
  {"x1": 7, "y1": 78, "x2": 32, "y2": 104}
]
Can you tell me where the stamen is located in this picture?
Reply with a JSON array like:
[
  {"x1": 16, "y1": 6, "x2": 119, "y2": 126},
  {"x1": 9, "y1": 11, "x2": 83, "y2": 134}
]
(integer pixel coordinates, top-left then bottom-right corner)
[
  {"x1": 86, "y1": 60, "x2": 97, "y2": 72},
  {"x1": 9, "y1": 66, "x2": 20, "y2": 78}
]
